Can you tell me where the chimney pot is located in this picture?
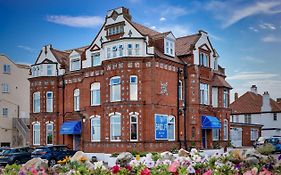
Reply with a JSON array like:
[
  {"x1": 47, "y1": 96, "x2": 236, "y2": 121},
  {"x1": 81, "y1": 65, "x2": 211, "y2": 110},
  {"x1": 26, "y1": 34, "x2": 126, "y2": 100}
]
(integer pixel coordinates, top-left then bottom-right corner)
[
  {"x1": 234, "y1": 93, "x2": 238, "y2": 101},
  {"x1": 250, "y1": 85, "x2": 257, "y2": 94}
]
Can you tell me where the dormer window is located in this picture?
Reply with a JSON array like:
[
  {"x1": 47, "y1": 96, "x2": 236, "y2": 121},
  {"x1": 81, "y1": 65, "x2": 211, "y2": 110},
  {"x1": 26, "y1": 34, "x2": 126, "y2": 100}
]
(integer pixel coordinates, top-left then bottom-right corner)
[
  {"x1": 91, "y1": 52, "x2": 101, "y2": 66},
  {"x1": 70, "y1": 58, "x2": 81, "y2": 71},
  {"x1": 107, "y1": 25, "x2": 124, "y2": 36},
  {"x1": 199, "y1": 52, "x2": 209, "y2": 67},
  {"x1": 164, "y1": 39, "x2": 175, "y2": 57}
]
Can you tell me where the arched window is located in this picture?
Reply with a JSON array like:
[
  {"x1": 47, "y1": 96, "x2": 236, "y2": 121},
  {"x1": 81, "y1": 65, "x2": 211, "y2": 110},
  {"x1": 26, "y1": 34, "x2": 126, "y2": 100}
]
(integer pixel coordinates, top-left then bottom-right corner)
[
  {"x1": 168, "y1": 116, "x2": 175, "y2": 141},
  {"x1": 110, "y1": 113, "x2": 121, "y2": 141},
  {"x1": 33, "y1": 92, "x2": 40, "y2": 113},
  {"x1": 46, "y1": 91, "x2": 53, "y2": 112},
  {"x1": 110, "y1": 76, "x2": 121, "y2": 102},
  {"x1": 130, "y1": 75, "x2": 138, "y2": 101},
  {"x1": 74, "y1": 89, "x2": 80, "y2": 111},
  {"x1": 91, "y1": 83, "x2": 100, "y2": 106},
  {"x1": 178, "y1": 80, "x2": 183, "y2": 100},
  {"x1": 224, "y1": 119, "x2": 228, "y2": 140},
  {"x1": 90, "y1": 116, "x2": 101, "y2": 141},
  {"x1": 130, "y1": 113, "x2": 138, "y2": 141},
  {"x1": 46, "y1": 122, "x2": 53, "y2": 145},
  {"x1": 33, "y1": 122, "x2": 40, "y2": 145}
]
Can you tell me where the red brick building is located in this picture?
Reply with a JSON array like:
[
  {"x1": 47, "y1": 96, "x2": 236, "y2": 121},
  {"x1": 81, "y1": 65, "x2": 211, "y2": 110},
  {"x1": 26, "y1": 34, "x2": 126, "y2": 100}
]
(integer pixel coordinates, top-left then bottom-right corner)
[{"x1": 29, "y1": 7, "x2": 232, "y2": 153}]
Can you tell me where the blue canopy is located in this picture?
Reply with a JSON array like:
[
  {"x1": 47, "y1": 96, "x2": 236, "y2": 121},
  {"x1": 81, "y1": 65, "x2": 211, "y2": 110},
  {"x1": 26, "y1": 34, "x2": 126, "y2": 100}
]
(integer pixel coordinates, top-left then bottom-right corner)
[
  {"x1": 201, "y1": 116, "x2": 221, "y2": 129},
  {"x1": 60, "y1": 121, "x2": 81, "y2": 134}
]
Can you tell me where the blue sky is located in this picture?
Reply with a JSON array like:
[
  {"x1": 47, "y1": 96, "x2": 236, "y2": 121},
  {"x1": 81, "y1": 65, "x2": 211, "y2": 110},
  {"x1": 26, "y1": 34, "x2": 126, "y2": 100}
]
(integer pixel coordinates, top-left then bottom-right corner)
[{"x1": 1, "y1": 0, "x2": 281, "y2": 101}]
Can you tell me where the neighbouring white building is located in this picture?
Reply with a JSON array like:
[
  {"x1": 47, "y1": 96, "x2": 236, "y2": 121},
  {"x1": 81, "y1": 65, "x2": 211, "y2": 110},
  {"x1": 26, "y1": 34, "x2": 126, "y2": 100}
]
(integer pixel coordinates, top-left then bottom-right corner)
[
  {"x1": 0, "y1": 55, "x2": 30, "y2": 147},
  {"x1": 230, "y1": 85, "x2": 281, "y2": 140}
]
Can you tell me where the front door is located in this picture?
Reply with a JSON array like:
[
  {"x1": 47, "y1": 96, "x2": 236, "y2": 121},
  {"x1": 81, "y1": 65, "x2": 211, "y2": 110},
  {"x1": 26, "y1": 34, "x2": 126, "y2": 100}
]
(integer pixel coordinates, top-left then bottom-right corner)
[
  {"x1": 202, "y1": 129, "x2": 207, "y2": 148},
  {"x1": 73, "y1": 135, "x2": 81, "y2": 150}
]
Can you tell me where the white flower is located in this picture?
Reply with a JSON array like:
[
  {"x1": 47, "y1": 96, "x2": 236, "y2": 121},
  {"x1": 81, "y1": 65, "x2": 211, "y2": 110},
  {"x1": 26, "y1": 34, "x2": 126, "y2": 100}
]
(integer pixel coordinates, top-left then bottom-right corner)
[
  {"x1": 187, "y1": 165, "x2": 195, "y2": 174},
  {"x1": 162, "y1": 159, "x2": 171, "y2": 165},
  {"x1": 94, "y1": 161, "x2": 106, "y2": 170},
  {"x1": 129, "y1": 159, "x2": 140, "y2": 166},
  {"x1": 145, "y1": 159, "x2": 155, "y2": 168}
]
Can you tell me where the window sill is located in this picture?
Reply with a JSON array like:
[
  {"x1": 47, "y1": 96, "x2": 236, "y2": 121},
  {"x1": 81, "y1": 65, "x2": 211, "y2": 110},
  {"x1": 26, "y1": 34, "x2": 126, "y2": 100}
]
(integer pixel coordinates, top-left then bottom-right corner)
[
  {"x1": 91, "y1": 140, "x2": 101, "y2": 142},
  {"x1": 110, "y1": 140, "x2": 121, "y2": 142}
]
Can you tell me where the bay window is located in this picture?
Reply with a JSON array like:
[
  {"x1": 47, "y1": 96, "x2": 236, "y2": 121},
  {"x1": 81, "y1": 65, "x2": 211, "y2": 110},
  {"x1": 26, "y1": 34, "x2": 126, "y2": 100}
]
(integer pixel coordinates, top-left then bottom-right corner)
[
  {"x1": 46, "y1": 91, "x2": 53, "y2": 112},
  {"x1": 119, "y1": 45, "x2": 124, "y2": 57},
  {"x1": 200, "y1": 83, "x2": 209, "y2": 105},
  {"x1": 130, "y1": 75, "x2": 138, "y2": 101},
  {"x1": 110, "y1": 76, "x2": 121, "y2": 102},
  {"x1": 33, "y1": 122, "x2": 40, "y2": 145},
  {"x1": 110, "y1": 113, "x2": 121, "y2": 141},
  {"x1": 91, "y1": 82, "x2": 100, "y2": 106},
  {"x1": 33, "y1": 92, "x2": 40, "y2": 113},
  {"x1": 46, "y1": 122, "x2": 53, "y2": 145},
  {"x1": 130, "y1": 113, "x2": 138, "y2": 141},
  {"x1": 135, "y1": 44, "x2": 140, "y2": 55},
  {"x1": 74, "y1": 89, "x2": 80, "y2": 111},
  {"x1": 112, "y1": 46, "x2": 117, "y2": 57},
  {"x1": 91, "y1": 116, "x2": 101, "y2": 141}
]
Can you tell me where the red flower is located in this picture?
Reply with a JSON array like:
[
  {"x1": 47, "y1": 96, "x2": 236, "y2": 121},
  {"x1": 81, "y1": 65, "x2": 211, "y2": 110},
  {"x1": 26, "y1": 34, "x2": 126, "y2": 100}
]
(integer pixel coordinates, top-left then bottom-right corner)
[
  {"x1": 112, "y1": 165, "x2": 120, "y2": 174},
  {"x1": 141, "y1": 167, "x2": 151, "y2": 175},
  {"x1": 125, "y1": 165, "x2": 132, "y2": 171}
]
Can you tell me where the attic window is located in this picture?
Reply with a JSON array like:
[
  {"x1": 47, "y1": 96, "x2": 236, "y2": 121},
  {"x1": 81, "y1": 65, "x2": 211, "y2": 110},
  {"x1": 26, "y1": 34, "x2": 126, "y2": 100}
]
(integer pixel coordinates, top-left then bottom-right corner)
[
  {"x1": 108, "y1": 25, "x2": 124, "y2": 36},
  {"x1": 70, "y1": 58, "x2": 81, "y2": 71},
  {"x1": 164, "y1": 39, "x2": 175, "y2": 57}
]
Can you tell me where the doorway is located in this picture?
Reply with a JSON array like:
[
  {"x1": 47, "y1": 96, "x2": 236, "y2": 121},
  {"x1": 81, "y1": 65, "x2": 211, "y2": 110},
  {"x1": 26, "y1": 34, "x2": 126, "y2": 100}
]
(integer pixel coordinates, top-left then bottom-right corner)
[
  {"x1": 202, "y1": 129, "x2": 207, "y2": 148},
  {"x1": 73, "y1": 135, "x2": 81, "y2": 150}
]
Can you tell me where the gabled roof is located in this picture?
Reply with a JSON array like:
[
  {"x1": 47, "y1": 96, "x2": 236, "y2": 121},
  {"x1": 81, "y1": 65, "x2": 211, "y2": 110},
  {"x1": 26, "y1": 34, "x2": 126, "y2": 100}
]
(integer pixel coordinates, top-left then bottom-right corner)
[
  {"x1": 50, "y1": 48, "x2": 70, "y2": 69},
  {"x1": 230, "y1": 91, "x2": 281, "y2": 114},
  {"x1": 175, "y1": 34, "x2": 201, "y2": 56},
  {"x1": 212, "y1": 74, "x2": 232, "y2": 89},
  {"x1": 131, "y1": 22, "x2": 160, "y2": 37}
]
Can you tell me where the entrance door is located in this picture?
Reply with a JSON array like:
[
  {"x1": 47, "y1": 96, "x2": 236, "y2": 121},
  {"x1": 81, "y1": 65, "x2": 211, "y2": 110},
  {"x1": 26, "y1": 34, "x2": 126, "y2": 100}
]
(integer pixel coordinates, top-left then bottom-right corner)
[
  {"x1": 202, "y1": 129, "x2": 207, "y2": 148},
  {"x1": 73, "y1": 135, "x2": 81, "y2": 150}
]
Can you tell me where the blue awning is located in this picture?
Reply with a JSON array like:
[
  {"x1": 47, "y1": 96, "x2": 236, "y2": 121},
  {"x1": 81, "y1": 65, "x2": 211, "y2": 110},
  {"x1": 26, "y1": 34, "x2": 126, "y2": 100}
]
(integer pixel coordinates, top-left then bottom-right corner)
[
  {"x1": 60, "y1": 121, "x2": 82, "y2": 134},
  {"x1": 201, "y1": 116, "x2": 221, "y2": 129}
]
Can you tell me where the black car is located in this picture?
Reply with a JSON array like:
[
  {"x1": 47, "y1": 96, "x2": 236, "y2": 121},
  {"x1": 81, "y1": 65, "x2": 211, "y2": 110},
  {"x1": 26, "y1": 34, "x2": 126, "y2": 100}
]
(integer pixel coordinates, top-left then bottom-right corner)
[
  {"x1": 31, "y1": 145, "x2": 77, "y2": 166},
  {"x1": 0, "y1": 147, "x2": 34, "y2": 165},
  {"x1": 0, "y1": 147, "x2": 9, "y2": 155}
]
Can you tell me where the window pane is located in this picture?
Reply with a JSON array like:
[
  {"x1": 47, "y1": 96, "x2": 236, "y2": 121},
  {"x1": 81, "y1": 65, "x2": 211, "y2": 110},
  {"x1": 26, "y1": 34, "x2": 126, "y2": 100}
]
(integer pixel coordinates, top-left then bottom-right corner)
[
  {"x1": 91, "y1": 118, "x2": 101, "y2": 141},
  {"x1": 110, "y1": 115, "x2": 121, "y2": 141},
  {"x1": 130, "y1": 76, "x2": 138, "y2": 101},
  {"x1": 46, "y1": 92, "x2": 53, "y2": 112},
  {"x1": 46, "y1": 123, "x2": 53, "y2": 145}
]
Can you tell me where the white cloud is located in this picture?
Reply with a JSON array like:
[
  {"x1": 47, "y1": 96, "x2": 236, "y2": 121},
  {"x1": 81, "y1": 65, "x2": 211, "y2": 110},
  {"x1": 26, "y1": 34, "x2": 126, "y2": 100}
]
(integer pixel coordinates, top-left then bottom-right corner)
[
  {"x1": 249, "y1": 26, "x2": 259, "y2": 32},
  {"x1": 160, "y1": 17, "x2": 166, "y2": 21},
  {"x1": 46, "y1": 15, "x2": 103, "y2": 28},
  {"x1": 227, "y1": 71, "x2": 277, "y2": 80},
  {"x1": 17, "y1": 45, "x2": 34, "y2": 53},
  {"x1": 205, "y1": 1, "x2": 281, "y2": 28},
  {"x1": 160, "y1": 6, "x2": 187, "y2": 18},
  {"x1": 240, "y1": 56, "x2": 265, "y2": 64},
  {"x1": 157, "y1": 25, "x2": 192, "y2": 37},
  {"x1": 259, "y1": 23, "x2": 276, "y2": 30},
  {"x1": 261, "y1": 35, "x2": 281, "y2": 42}
]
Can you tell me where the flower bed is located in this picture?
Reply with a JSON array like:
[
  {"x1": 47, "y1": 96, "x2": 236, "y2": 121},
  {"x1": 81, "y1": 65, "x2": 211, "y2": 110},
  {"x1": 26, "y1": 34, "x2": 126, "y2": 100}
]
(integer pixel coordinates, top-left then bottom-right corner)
[{"x1": 0, "y1": 149, "x2": 280, "y2": 175}]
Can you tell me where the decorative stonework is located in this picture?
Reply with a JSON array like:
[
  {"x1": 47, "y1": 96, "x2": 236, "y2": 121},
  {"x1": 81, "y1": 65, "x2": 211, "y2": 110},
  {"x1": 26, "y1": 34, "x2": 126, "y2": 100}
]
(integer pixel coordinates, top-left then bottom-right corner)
[{"x1": 160, "y1": 81, "x2": 168, "y2": 95}]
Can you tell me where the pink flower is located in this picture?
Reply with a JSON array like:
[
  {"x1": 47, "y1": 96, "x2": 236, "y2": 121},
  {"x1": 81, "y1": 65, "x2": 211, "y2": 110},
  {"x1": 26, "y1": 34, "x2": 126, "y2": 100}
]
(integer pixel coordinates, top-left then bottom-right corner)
[
  {"x1": 141, "y1": 167, "x2": 151, "y2": 175},
  {"x1": 111, "y1": 165, "x2": 120, "y2": 174},
  {"x1": 168, "y1": 161, "x2": 179, "y2": 173},
  {"x1": 243, "y1": 171, "x2": 253, "y2": 175},
  {"x1": 259, "y1": 168, "x2": 272, "y2": 175},
  {"x1": 203, "y1": 170, "x2": 212, "y2": 175}
]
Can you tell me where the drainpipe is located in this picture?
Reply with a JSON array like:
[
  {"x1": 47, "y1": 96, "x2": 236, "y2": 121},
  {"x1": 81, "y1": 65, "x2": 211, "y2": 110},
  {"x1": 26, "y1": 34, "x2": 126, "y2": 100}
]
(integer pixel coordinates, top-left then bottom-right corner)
[
  {"x1": 177, "y1": 68, "x2": 181, "y2": 148},
  {"x1": 183, "y1": 64, "x2": 188, "y2": 150},
  {"x1": 62, "y1": 76, "x2": 65, "y2": 145}
]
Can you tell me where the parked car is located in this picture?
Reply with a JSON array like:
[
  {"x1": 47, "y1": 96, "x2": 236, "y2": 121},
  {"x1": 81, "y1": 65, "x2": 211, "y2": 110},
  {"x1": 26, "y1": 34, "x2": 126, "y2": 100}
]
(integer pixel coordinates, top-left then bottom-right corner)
[
  {"x1": 264, "y1": 137, "x2": 281, "y2": 153},
  {"x1": 0, "y1": 147, "x2": 9, "y2": 155},
  {"x1": 0, "y1": 147, "x2": 34, "y2": 165},
  {"x1": 253, "y1": 137, "x2": 267, "y2": 148},
  {"x1": 31, "y1": 145, "x2": 77, "y2": 166}
]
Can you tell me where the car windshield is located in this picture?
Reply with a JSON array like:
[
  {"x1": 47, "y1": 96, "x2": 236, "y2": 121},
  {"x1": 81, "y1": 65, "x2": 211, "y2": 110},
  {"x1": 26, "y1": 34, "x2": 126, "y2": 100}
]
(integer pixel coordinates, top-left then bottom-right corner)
[
  {"x1": 2, "y1": 149, "x2": 15, "y2": 154},
  {"x1": 34, "y1": 148, "x2": 48, "y2": 153}
]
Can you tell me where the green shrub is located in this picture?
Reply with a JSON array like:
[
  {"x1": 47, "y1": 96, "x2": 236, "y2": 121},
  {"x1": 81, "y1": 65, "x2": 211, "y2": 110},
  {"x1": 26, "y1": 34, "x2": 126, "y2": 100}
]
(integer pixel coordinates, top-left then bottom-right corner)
[
  {"x1": 111, "y1": 152, "x2": 119, "y2": 157},
  {"x1": 257, "y1": 144, "x2": 275, "y2": 155},
  {"x1": 3, "y1": 164, "x2": 21, "y2": 175}
]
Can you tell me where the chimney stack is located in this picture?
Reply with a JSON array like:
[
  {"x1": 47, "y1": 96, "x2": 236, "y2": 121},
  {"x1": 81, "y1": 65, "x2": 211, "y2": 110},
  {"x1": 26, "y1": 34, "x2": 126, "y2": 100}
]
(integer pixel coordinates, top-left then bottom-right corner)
[
  {"x1": 261, "y1": 91, "x2": 271, "y2": 112},
  {"x1": 250, "y1": 85, "x2": 257, "y2": 94},
  {"x1": 234, "y1": 93, "x2": 238, "y2": 101},
  {"x1": 277, "y1": 98, "x2": 281, "y2": 103}
]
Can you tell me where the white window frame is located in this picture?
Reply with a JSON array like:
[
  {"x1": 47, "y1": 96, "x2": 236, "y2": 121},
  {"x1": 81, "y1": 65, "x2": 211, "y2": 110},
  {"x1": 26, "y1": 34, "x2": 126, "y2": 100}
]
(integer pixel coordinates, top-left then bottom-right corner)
[
  {"x1": 33, "y1": 92, "x2": 40, "y2": 113},
  {"x1": 3, "y1": 64, "x2": 11, "y2": 74},
  {"x1": 200, "y1": 83, "x2": 209, "y2": 105},
  {"x1": 135, "y1": 44, "x2": 140, "y2": 55},
  {"x1": 107, "y1": 47, "x2": 111, "y2": 58},
  {"x1": 2, "y1": 108, "x2": 8, "y2": 117},
  {"x1": 164, "y1": 38, "x2": 175, "y2": 57},
  {"x1": 46, "y1": 91, "x2": 53, "y2": 112},
  {"x1": 250, "y1": 128, "x2": 259, "y2": 141},
  {"x1": 47, "y1": 64, "x2": 53, "y2": 76},
  {"x1": 46, "y1": 122, "x2": 53, "y2": 145},
  {"x1": 70, "y1": 58, "x2": 81, "y2": 71},
  {"x1": 224, "y1": 119, "x2": 228, "y2": 140},
  {"x1": 91, "y1": 82, "x2": 100, "y2": 106},
  {"x1": 129, "y1": 112, "x2": 139, "y2": 141},
  {"x1": 33, "y1": 122, "x2": 40, "y2": 146},
  {"x1": 199, "y1": 52, "x2": 209, "y2": 67},
  {"x1": 212, "y1": 87, "x2": 218, "y2": 107},
  {"x1": 74, "y1": 89, "x2": 80, "y2": 111},
  {"x1": 110, "y1": 113, "x2": 121, "y2": 142},
  {"x1": 245, "y1": 114, "x2": 251, "y2": 124},
  {"x1": 90, "y1": 115, "x2": 101, "y2": 142},
  {"x1": 118, "y1": 45, "x2": 124, "y2": 57},
  {"x1": 110, "y1": 76, "x2": 121, "y2": 102},
  {"x1": 91, "y1": 52, "x2": 101, "y2": 66},
  {"x1": 112, "y1": 46, "x2": 117, "y2": 57},
  {"x1": 128, "y1": 44, "x2": 133, "y2": 56},
  {"x1": 178, "y1": 80, "x2": 183, "y2": 100},
  {"x1": 212, "y1": 129, "x2": 219, "y2": 141},
  {"x1": 1, "y1": 83, "x2": 9, "y2": 93},
  {"x1": 168, "y1": 115, "x2": 175, "y2": 141},
  {"x1": 130, "y1": 75, "x2": 138, "y2": 101},
  {"x1": 223, "y1": 89, "x2": 229, "y2": 108}
]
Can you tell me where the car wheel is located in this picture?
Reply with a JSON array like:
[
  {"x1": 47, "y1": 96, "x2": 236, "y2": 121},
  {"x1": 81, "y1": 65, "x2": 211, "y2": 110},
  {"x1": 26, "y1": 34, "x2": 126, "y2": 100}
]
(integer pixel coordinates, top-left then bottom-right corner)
[
  {"x1": 14, "y1": 159, "x2": 21, "y2": 165},
  {"x1": 49, "y1": 159, "x2": 57, "y2": 167}
]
